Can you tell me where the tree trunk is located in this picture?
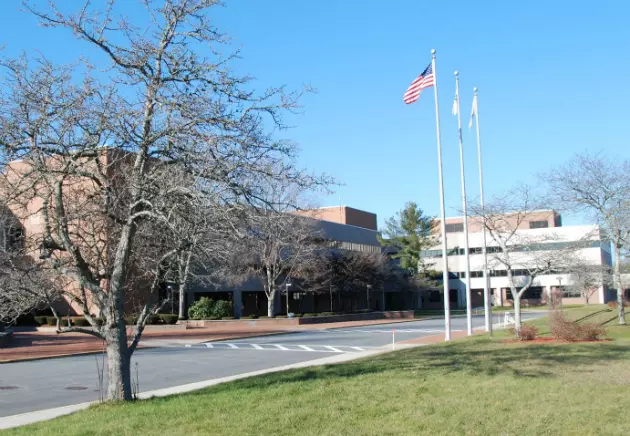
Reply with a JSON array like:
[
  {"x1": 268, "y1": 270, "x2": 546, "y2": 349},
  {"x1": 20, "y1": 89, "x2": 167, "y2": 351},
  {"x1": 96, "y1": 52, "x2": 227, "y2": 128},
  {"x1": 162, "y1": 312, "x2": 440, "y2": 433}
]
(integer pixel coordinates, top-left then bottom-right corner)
[
  {"x1": 105, "y1": 327, "x2": 132, "y2": 401},
  {"x1": 178, "y1": 281, "x2": 187, "y2": 320},
  {"x1": 267, "y1": 289, "x2": 275, "y2": 317},
  {"x1": 513, "y1": 295, "x2": 522, "y2": 332},
  {"x1": 615, "y1": 244, "x2": 626, "y2": 325},
  {"x1": 266, "y1": 270, "x2": 276, "y2": 317}
]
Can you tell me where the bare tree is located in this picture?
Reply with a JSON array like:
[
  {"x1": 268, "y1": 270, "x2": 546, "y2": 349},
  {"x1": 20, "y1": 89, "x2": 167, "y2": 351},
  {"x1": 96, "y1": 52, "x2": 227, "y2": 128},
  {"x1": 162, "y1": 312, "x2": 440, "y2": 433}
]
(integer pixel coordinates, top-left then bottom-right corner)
[
  {"x1": 540, "y1": 152, "x2": 630, "y2": 324},
  {"x1": 227, "y1": 186, "x2": 325, "y2": 317},
  {"x1": 565, "y1": 263, "x2": 605, "y2": 305},
  {"x1": 304, "y1": 249, "x2": 392, "y2": 311},
  {"x1": 0, "y1": 0, "x2": 320, "y2": 401},
  {"x1": 468, "y1": 187, "x2": 580, "y2": 332}
]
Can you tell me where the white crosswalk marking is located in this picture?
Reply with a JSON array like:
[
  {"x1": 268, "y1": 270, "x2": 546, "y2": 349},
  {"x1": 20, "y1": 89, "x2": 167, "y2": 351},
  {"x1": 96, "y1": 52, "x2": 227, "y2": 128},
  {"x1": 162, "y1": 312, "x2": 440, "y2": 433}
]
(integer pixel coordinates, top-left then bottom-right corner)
[
  {"x1": 182, "y1": 342, "x2": 373, "y2": 353},
  {"x1": 319, "y1": 328, "x2": 446, "y2": 333}
]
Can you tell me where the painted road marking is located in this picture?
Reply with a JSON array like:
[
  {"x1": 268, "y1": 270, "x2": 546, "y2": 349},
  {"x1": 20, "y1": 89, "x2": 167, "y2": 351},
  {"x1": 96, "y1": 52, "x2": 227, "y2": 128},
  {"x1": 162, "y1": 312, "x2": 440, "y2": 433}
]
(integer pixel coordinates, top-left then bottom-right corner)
[
  {"x1": 318, "y1": 329, "x2": 448, "y2": 334},
  {"x1": 186, "y1": 343, "x2": 373, "y2": 353}
]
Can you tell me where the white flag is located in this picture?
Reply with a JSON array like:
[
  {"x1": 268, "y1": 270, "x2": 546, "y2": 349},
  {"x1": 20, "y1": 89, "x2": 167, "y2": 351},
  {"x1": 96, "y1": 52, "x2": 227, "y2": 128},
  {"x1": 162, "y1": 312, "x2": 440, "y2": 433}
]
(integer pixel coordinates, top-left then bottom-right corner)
[
  {"x1": 469, "y1": 94, "x2": 478, "y2": 129},
  {"x1": 451, "y1": 92, "x2": 459, "y2": 116}
]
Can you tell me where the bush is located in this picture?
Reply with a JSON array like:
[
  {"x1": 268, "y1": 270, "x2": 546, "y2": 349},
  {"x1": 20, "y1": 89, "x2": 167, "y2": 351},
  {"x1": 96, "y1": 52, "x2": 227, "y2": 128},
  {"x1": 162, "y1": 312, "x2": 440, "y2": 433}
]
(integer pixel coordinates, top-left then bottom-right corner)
[
  {"x1": 34, "y1": 316, "x2": 48, "y2": 326},
  {"x1": 14, "y1": 314, "x2": 35, "y2": 326},
  {"x1": 146, "y1": 314, "x2": 160, "y2": 325},
  {"x1": 212, "y1": 300, "x2": 233, "y2": 319},
  {"x1": 46, "y1": 316, "x2": 58, "y2": 326},
  {"x1": 158, "y1": 314, "x2": 179, "y2": 325},
  {"x1": 245, "y1": 315, "x2": 258, "y2": 319},
  {"x1": 188, "y1": 297, "x2": 215, "y2": 320},
  {"x1": 221, "y1": 316, "x2": 235, "y2": 320},
  {"x1": 125, "y1": 315, "x2": 139, "y2": 325},
  {"x1": 517, "y1": 325, "x2": 538, "y2": 341},
  {"x1": 303, "y1": 313, "x2": 318, "y2": 317},
  {"x1": 580, "y1": 323, "x2": 606, "y2": 341},
  {"x1": 72, "y1": 317, "x2": 91, "y2": 327},
  {"x1": 607, "y1": 300, "x2": 629, "y2": 309},
  {"x1": 550, "y1": 313, "x2": 582, "y2": 342}
]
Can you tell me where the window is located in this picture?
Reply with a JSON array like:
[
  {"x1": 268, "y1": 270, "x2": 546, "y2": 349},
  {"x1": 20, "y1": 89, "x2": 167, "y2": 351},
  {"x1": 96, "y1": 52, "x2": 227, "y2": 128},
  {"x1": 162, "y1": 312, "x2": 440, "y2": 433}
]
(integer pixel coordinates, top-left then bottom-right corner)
[
  {"x1": 469, "y1": 247, "x2": 483, "y2": 255},
  {"x1": 445, "y1": 223, "x2": 464, "y2": 233},
  {"x1": 506, "y1": 287, "x2": 543, "y2": 300},
  {"x1": 529, "y1": 220, "x2": 549, "y2": 229},
  {"x1": 470, "y1": 271, "x2": 484, "y2": 278}
]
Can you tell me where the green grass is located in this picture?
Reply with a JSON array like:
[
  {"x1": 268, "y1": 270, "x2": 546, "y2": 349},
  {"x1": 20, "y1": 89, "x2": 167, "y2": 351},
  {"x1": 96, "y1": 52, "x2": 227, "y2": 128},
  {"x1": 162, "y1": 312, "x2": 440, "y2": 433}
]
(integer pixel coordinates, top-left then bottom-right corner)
[{"x1": 6, "y1": 306, "x2": 630, "y2": 436}]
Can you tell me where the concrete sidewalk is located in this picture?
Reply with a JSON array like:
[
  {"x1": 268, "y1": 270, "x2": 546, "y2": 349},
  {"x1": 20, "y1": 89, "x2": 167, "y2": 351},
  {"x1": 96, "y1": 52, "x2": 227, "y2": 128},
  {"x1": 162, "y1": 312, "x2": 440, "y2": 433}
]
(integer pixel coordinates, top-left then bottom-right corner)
[{"x1": 0, "y1": 317, "x2": 420, "y2": 363}]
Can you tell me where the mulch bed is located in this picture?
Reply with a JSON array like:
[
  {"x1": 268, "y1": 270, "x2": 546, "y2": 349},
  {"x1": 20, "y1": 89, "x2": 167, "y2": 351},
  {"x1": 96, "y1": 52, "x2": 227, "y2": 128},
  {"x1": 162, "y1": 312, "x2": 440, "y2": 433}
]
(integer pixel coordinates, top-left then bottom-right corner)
[{"x1": 503, "y1": 337, "x2": 612, "y2": 344}]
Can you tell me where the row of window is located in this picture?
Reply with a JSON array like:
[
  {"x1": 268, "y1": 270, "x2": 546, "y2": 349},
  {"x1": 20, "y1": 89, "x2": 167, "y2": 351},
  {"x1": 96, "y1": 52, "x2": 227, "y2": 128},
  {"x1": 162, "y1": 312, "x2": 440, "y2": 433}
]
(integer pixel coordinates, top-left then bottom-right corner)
[
  {"x1": 450, "y1": 268, "x2": 571, "y2": 279},
  {"x1": 444, "y1": 220, "x2": 551, "y2": 233},
  {"x1": 420, "y1": 240, "x2": 605, "y2": 258}
]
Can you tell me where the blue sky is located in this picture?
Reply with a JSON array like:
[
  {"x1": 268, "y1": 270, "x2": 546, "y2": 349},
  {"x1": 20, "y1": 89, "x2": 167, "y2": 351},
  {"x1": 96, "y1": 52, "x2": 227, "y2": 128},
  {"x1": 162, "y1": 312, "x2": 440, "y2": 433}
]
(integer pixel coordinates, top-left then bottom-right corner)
[{"x1": 1, "y1": 0, "x2": 628, "y2": 228}]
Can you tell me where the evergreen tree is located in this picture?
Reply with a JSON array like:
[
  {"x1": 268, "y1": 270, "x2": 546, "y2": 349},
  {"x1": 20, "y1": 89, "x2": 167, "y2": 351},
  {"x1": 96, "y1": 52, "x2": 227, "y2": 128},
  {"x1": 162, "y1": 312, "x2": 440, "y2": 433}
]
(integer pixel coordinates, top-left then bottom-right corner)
[{"x1": 380, "y1": 202, "x2": 438, "y2": 276}]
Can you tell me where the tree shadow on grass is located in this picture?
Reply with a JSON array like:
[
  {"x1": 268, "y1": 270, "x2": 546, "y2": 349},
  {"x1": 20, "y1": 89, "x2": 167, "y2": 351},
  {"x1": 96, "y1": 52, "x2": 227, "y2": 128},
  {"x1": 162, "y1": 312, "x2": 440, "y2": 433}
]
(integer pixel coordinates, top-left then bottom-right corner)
[{"x1": 198, "y1": 338, "x2": 630, "y2": 395}]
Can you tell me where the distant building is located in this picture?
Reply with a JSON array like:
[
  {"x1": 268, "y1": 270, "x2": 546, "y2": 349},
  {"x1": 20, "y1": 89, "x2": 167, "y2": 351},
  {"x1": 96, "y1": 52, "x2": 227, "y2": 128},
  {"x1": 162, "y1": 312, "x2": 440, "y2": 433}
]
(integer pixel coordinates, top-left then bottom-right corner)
[
  {"x1": 293, "y1": 206, "x2": 377, "y2": 231},
  {"x1": 420, "y1": 210, "x2": 611, "y2": 309}
]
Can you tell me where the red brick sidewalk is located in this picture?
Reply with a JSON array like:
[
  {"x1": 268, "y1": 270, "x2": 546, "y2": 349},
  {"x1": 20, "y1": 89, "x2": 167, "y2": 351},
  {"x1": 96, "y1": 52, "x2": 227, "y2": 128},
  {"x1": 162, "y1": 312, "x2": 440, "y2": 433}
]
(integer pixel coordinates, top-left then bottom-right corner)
[{"x1": 0, "y1": 318, "x2": 419, "y2": 363}]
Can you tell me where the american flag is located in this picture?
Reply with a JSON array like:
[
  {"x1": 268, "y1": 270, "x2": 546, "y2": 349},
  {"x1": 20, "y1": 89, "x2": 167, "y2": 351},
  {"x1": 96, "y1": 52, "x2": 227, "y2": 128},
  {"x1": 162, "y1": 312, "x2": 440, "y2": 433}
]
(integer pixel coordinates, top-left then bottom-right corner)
[{"x1": 403, "y1": 63, "x2": 434, "y2": 104}]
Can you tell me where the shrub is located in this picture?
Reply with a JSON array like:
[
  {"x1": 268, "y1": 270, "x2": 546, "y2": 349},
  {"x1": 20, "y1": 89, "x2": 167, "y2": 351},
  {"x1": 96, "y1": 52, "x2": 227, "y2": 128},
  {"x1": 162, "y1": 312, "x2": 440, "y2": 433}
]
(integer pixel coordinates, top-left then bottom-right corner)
[
  {"x1": 517, "y1": 325, "x2": 538, "y2": 341},
  {"x1": 146, "y1": 314, "x2": 160, "y2": 325},
  {"x1": 125, "y1": 315, "x2": 139, "y2": 325},
  {"x1": 212, "y1": 300, "x2": 233, "y2": 319},
  {"x1": 580, "y1": 323, "x2": 606, "y2": 341},
  {"x1": 320, "y1": 312, "x2": 335, "y2": 317},
  {"x1": 158, "y1": 314, "x2": 179, "y2": 325},
  {"x1": 550, "y1": 313, "x2": 582, "y2": 341},
  {"x1": 607, "y1": 300, "x2": 629, "y2": 309},
  {"x1": 72, "y1": 317, "x2": 91, "y2": 327},
  {"x1": 14, "y1": 314, "x2": 35, "y2": 326},
  {"x1": 303, "y1": 313, "x2": 318, "y2": 317},
  {"x1": 221, "y1": 316, "x2": 235, "y2": 320},
  {"x1": 245, "y1": 315, "x2": 258, "y2": 319},
  {"x1": 34, "y1": 316, "x2": 48, "y2": 326},
  {"x1": 188, "y1": 297, "x2": 215, "y2": 320},
  {"x1": 46, "y1": 316, "x2": 58, "y2": 326}
]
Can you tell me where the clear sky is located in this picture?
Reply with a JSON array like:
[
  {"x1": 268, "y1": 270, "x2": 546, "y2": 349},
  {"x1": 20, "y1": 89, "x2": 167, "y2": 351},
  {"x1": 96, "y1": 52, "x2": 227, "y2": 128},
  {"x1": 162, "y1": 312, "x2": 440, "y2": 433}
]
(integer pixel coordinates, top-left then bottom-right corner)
[{"x1": 1, "y1": 0, "x2": 628, "y2": 228}]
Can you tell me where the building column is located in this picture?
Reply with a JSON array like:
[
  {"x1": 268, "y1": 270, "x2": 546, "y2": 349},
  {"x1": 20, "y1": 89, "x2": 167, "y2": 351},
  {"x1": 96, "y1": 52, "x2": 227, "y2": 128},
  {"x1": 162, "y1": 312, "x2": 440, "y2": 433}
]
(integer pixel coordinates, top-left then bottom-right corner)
[
  {"x1": 598, "y1": 285, "x2": 606, "y2": 304},
  {"x1": 233, "y1": 289, "x2": 242, "y2": 319}
]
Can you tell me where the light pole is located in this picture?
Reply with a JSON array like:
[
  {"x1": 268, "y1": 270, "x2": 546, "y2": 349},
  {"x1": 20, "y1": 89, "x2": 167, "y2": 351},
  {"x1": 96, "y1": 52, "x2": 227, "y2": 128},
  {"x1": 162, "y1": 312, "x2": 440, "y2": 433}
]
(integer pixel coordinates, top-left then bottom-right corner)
[
  {"x1": 285, "y1": 280, "x2": 292, "y2": 316},
  {"x1": 366, "y1": 284, "x2": 372, "y2": 311}
]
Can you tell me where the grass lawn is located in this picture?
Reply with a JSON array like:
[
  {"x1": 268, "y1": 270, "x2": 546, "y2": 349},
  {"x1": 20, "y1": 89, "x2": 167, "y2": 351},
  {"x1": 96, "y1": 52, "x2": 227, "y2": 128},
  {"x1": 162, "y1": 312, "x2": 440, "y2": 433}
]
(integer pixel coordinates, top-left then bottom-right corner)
[{"x1": 6, "y1": 306, "x2": 630, "y2": 436}]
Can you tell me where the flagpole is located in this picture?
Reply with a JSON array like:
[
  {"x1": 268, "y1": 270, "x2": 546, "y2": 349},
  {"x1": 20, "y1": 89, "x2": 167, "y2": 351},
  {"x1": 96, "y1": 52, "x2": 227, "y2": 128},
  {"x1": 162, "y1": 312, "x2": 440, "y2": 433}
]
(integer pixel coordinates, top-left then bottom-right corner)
[
  {"x1": 454, "y1": 71, "x2": 473, "y2": 336},
  {"x1": 431, "y1": 49, "x2": 451, "y2": 341},
  {"x1": 473, "y1": 87, "x2": 492, "y2": 334}
]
